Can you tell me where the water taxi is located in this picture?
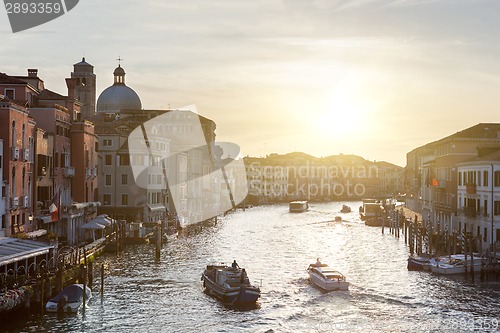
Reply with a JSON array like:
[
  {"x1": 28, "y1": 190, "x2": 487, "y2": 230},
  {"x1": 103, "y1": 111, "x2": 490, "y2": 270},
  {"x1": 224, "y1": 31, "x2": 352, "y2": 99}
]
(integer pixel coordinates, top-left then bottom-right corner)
[
  {"x1": 307, "y1": 262, "x2": 349, "y2": 291},
  {"x1": 201, "y1": 262, "x2": 261, "y2": 305},
  {"x1": 289, "y1": 201, "x2": 309, "y2": 213}
]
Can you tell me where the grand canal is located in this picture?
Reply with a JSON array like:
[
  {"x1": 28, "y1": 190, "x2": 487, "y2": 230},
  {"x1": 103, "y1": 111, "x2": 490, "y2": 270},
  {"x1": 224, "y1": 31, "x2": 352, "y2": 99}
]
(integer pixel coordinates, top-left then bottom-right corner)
[{"x1": 4, "y1": 202, "x2": 500, "y2": 332}]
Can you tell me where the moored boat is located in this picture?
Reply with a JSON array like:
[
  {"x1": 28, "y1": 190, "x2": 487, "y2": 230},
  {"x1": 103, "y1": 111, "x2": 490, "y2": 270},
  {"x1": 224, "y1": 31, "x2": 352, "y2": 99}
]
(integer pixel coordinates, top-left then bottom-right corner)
[
  {"x1": 45, "y1": 284, "x2": 92, "y2": 313},
  {"x1": 407, "y1": 254, "x2": 431, "y2": 271},
  {"x1": 360, "y1": 200, "x2": 384, "y2": 222},
  {"x1": 289, "y1": 201, "x2": 309, "y2": 213},
  {"x1": 307, "y1": 262, "x2": 349, "y2": 291},
  {"x1": 201, "y1": 262, "x2": 261, "y2": 305},
  {"x1": 430, "y1": 254, "x2": 484, "y2": 275}
]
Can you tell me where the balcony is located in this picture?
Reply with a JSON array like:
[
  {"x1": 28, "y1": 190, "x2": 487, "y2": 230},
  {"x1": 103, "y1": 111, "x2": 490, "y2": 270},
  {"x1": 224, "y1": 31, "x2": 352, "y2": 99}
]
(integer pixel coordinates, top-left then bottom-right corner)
[
  {"x1": 11, "y1": 196, "x2": 19, "y2": 209},
  {"x1": 465, "y1": 183, "x2": 476, "y2": 194},
  {"x1": 22, "y1": 148, "x2": 29, "y2": 162},
  {"x1": 435, "y1": 179, "x2": 446, "y2": 189},
  {"x1": 63, "y1": 166, "x2": 75, "y2": 177},
  {"x1": 458, "y1": 207, "x2": 481, "y2": 219},
  {"x1": 11, "y1": 147, "x2": 19, "y2": 160}
]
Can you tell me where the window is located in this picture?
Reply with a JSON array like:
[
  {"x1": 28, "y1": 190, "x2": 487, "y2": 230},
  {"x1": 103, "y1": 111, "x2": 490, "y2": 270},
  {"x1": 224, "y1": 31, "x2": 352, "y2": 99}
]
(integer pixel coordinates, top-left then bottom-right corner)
[
  {"x1": 103, "y1": 194, "x2": 111, "y2": 206},
  {"x1": 121, "y1": 194, "x2": 128, "y2": 206},
  {"x1": 103, "y1": 139, "x2": 112, "y2": 147},
  {"x1": 105, "y1": 155, "x2": 112, "y2": 166},
  {"x1": 495, "y1": 201, "x2": 500, "y2": 216},
  {"x1": 458, "y1": 172, "x2": 462, "y2": 186},
  {"x1": 121, "y1": 174, "x2": 128, "y2": 185},
  {"x1": 105, "y1": 174, "x2": 112, "y2": 186},
  {"x1": 4, "y1": 89, "x2": 14, "y2": 100},
  {"x1": 119, "y1": 154, "x2": 130, "y2": 166},
  {"x1": 495, "y1": 171, "x2": 500, "y2": 187},
  {"x1": 484, "y1": 171, "x2": 489, "y2": 187}
]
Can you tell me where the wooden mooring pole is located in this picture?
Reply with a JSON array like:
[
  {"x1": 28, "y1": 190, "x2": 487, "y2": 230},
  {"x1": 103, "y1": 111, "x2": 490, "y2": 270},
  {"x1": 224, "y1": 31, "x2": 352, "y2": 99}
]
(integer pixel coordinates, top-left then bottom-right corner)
[
  {"x1": 156, "y1": 221, "x2": 161, "y2": 260},
  {"x1": 100, "y1": 264, "x2": 105, "y2": 297}
]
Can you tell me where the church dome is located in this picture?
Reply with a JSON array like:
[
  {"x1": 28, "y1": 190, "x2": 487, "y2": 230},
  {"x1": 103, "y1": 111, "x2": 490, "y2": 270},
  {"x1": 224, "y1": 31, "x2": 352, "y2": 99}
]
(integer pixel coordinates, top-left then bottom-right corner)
[{"x1": 96, "y1": 64, "x2": 142, "y2": 113}]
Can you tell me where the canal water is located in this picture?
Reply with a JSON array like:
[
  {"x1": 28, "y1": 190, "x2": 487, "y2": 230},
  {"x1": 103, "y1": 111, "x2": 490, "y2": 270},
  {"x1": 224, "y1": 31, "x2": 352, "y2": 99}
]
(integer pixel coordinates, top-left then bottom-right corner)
[{"x1": 4, "y1": 202, "x2": 500, "y2": 332}]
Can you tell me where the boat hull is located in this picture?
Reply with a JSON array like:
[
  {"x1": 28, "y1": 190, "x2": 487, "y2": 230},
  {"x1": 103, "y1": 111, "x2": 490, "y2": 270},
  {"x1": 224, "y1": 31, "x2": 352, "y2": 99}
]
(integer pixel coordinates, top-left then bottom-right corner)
[
  {"x1": 428, "y1": 255, "x2": 484, "y2": 275},
  {"x1": 407, "y1": 256, "x2": 430, "y2": 271},
  {"x1": 307, "y1": 266, "x2": 349, "y2": 291},
  {"x1": 309, "y1": 272, "x2": 349, "y2": 291}
]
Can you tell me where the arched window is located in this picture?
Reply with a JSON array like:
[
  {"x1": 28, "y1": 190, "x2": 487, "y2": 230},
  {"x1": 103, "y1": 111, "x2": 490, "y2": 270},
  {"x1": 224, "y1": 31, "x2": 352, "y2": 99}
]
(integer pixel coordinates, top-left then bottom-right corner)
[
  {"x1": 22, "y1": 124, "x2": 26, "y2": 149},
  {"x1": 11, "y1": 166, "x2": 16, "y2": 198},
  {"x1": 11, "y1": 121, "x2": 16, "y2": 147}
]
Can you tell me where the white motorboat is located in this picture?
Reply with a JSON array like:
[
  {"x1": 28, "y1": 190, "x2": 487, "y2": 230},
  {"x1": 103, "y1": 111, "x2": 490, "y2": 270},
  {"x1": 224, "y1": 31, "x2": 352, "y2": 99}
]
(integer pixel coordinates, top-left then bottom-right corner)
[
  {"x1": 430, "y1": 254, "x2": 484, "y2": 275},
  {"x1": 307, "y1": 263, "x2": 349, "y2": 291},
  {"x1": 289, "y1": 201, "x2": 309, "y2": 213},
  {"x1": 45, "y1": 284, "x2": 92, "y2": 313}
]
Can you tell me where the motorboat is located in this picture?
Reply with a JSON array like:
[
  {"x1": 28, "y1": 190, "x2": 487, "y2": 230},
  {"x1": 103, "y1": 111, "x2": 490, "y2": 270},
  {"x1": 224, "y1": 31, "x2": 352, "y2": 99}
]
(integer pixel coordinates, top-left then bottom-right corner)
[
  {"x1": 431, "y1": 254, "x2": 485, "y2": 275},
  {"x1": 334, "y1": 216, "x2": 342, "y2": 222},
  {"x1": 359, "y1": 199, "x2": 383, "y2": 221},
  {"x1": 45, "y1": 284, "x2": 92, "y2": 313},
  {"x1": 289, "y1": 201, "x2": 309, "y2": 213},
  {"x1": 201, "y1": 262, "x2": 261, "y2": 305},
  {"x1": 340, "y1": 205, "x2": 351, "y2": 213},
  {"x1": 307, "y1": 263, "x2": 349, "y2": 291}
]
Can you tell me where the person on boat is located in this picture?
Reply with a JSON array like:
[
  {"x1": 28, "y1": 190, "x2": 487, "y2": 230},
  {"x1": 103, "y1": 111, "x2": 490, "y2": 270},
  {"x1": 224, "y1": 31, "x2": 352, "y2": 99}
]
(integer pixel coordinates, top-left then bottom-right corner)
[
  {"x1": 240, "y1": 268, "x2": 248, "y2": 285},
  {"x1": 315, "y1": 258, "x2": 322, "y2": 267},
  {"x1": 232, "y1": 260, "x2": 239, "y2": 269}
]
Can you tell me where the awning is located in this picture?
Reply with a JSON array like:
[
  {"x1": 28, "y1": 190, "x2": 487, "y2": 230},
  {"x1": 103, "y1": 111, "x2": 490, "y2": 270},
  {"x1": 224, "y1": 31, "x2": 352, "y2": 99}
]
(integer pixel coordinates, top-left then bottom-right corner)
[
  {"x1": 26, "y1": 229, "x2": 47, "y2": 239},
  {"x1": 0, "y1": 238, "x2": 54, "y2": 267},
  {"x1": 40, "y1": 215, "x2": 54, "y2": 224},
  {"x1": 79, "y1": 221, "x2": 106, "y2": 230},
  {"x1": 89, "y1": 215, "x2": 113, "y2": 227},
  {"x1": 147, "y1": 204, "x2": 166, "y2": 211}
]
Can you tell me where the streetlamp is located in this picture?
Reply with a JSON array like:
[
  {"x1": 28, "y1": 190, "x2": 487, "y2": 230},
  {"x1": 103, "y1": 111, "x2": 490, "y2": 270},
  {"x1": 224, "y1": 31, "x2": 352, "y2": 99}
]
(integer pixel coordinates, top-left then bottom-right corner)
[{"x1": 28, "y1": 214, "x2": 34, "y2": 224}]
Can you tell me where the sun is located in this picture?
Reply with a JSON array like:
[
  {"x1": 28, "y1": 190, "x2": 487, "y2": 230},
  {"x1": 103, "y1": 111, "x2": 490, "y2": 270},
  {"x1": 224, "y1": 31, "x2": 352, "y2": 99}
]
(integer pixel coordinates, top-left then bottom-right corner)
[{"x1": 318, "y1": 80, "x2": 374, "y2": 137}]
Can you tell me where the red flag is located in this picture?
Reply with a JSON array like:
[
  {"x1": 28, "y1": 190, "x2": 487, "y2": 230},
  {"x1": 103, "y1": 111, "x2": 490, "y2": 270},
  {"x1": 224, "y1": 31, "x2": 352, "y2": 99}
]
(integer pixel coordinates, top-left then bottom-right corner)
[
  {"x1": 432, "y1": 178, "x2": 439, "y2": 187},
  {"x1": 49, "y1": 187, "x2": 60, "y2": 222}
]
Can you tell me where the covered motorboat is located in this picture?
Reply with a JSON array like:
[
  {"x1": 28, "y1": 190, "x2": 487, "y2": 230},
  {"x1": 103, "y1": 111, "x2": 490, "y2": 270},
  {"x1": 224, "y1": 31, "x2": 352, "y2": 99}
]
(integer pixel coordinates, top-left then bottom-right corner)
[
  {"x1": 45, "y1": 284, "x2": 92, "y2": 313},
  {"x1": 201, "y1": 262, "x2": 261, "y2": 305}
]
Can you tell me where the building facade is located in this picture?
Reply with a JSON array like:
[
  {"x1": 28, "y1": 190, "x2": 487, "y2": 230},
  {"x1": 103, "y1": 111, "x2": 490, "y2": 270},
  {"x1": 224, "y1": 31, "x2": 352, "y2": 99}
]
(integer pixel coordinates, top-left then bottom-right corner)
[
  {"x1": 0, "y1": 96, "x2": 35, "y2": 236},
  {"x1": 405, "y1": 123, "x2": 500, "y2": 242},
  {"x1": 456, "y1": 149, "x2": 500, "y2": 251}
]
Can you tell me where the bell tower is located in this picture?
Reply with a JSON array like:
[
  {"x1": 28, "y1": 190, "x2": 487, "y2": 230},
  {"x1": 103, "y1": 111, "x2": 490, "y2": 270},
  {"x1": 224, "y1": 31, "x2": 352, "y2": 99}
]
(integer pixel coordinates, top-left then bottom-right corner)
[{"x1": 71, "y1": 57, "x2": 96, "y2": 119}]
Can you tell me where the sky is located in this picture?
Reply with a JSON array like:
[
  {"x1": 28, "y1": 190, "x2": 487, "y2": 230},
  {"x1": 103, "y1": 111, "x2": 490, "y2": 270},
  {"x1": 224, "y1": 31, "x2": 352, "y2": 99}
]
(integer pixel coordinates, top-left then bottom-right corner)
[{"x1": 1, "y1": 0, "x2": 500, "y2": 166}]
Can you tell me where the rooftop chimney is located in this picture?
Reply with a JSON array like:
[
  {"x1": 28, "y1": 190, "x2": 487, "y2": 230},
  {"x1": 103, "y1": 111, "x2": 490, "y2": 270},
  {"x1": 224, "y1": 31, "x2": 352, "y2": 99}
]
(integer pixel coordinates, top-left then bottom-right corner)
[{"x1": 27, "y1": 69, "x2": 38, "y2": 77}]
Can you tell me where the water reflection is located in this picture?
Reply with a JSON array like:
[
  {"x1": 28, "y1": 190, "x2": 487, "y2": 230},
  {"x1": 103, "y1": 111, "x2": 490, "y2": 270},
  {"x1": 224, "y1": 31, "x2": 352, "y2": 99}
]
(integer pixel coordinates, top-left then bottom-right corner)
[{"x1": 4, "y1": 202, "x2": 500, "y2": 332}]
